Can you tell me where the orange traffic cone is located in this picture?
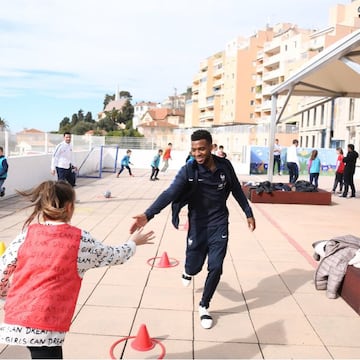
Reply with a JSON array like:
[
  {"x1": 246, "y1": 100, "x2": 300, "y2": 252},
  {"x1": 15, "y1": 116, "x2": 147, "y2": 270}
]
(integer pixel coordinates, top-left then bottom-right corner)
[
  {"x1": 131, "y1": 324, "x2": 155, "y2": 351},
  {"x1": 157, "y1": 252, "x2": 171, "y2": 268},
  {"x1": 0, "y1": 242, "x2": 6, "y2": 256}
]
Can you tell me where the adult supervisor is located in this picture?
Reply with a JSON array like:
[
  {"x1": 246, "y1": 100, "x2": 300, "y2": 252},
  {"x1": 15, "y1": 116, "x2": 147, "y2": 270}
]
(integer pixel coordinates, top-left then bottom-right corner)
[{"x1": 130, "y1": 129, "x2": 256, "y2": 329}]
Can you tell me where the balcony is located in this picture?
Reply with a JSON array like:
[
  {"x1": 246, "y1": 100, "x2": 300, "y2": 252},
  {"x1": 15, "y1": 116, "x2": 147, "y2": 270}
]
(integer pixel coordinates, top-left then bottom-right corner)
[
  {"x1": 263, "y1": 53, "x2": 281, "y2": 68},
  {"x1": 213, "y1": 77, "x2": 223, "y2": 87},
  {"x1": 213, "y1": 63, "x2": 223, "y2": 76},
  {"x1": 264, "y1": 38, "x2": 281, "y2": 55},
  {"x1": 256, "y1": 64, "x2": 263, "y2": 73},
  {"x1": 199, "y1": 110, "x2": 214, "y2": 122},
  {"x1": 262, "y1": 69, "x2": 282, "y2": 82},
  {"x1": 262, "y1": 100, "x2": 272, "y2": 111},
  {"x1": 262, "y1": 84, "x2": 277, "y2": 95},
  {"x1": 256, "y1": 50, "x2": 264, "y2": 60}
]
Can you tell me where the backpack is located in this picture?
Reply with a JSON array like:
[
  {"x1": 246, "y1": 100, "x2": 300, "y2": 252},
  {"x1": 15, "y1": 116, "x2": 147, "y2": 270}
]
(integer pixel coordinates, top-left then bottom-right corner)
[{"x1": 171, "y1": 160, "x2": 198, "y2": 229}]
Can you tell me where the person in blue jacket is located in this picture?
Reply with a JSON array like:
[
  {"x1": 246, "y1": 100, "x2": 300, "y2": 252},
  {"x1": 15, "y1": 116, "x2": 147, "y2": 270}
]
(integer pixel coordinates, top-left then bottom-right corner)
[
  {"x1": 0, "y1": 147, "x2": 9, "y2": 197},
  {"x1": 117, "y1": 149, "x2": 134, "y2": 177},
  {"x1": 150, "y1": 149, "x2": 163, "y2": 181},
  {"x1": 130, "y1": 129, "x2": 256, "y2": 329}
]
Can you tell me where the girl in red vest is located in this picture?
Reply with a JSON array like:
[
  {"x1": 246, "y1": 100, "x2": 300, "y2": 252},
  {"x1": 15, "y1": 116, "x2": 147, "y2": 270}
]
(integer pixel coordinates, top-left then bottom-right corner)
[{"x1": 0, "y1": 180, "x2": 154, "y2": 359}]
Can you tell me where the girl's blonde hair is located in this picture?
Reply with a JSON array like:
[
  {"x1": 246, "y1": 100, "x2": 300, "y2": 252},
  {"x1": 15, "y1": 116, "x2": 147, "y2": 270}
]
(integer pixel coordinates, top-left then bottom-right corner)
[{"x1": 18, "y1": 180, "x2": 75, "y2": 229}]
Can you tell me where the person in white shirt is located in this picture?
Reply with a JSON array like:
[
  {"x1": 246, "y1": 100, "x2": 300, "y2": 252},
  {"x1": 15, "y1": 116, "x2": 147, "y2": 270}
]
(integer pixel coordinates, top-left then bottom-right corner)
[
  {"x1": 286, "y1": 139, "x2": 300, "y2": 184},
  {"x1": 273, "y1": 138, "x2": 282, "y2": 175},
  {"x1": 51, "y1": 132, "x2": 77, "y2": 186}
]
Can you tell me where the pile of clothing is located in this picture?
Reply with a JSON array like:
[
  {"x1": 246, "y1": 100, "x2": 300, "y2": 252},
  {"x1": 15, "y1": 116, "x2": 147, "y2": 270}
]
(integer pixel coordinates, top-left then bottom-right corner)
[
  {"x1": 245, "y1": 180, "x2": 317, "y2": 195},
  {"x1": 312, "y1": 235, "x2": 360, "y2": 299}
]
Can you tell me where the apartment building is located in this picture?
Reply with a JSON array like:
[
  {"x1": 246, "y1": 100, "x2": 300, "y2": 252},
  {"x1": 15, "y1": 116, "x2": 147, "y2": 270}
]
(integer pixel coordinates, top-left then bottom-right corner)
[
  {"x1": 186, "y1": 0, "x2": 360, "y2": 151},
  {"x1": 186, "y1": 30, "x2": 274, "y2": 129},
  {"x1": 296, "y1": 0, "x2": 360, "y2": 150}
]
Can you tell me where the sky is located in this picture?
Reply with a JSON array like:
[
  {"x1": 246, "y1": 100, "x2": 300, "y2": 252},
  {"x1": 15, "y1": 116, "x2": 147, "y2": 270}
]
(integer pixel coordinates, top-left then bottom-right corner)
[{"x1": 0, "y1": 0, "x2": 348, "y2": 133}]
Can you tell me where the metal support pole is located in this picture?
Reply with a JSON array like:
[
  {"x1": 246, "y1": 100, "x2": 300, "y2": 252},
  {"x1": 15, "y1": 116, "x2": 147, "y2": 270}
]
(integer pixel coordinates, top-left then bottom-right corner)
[{"x1": 267, "y1": 94, "x2": 278, "y2": 182}]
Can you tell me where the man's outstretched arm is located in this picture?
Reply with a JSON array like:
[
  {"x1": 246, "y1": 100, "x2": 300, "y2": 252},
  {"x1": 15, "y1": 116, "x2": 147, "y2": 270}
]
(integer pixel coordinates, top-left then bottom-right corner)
[{"x1": 129, "y1": 167, "x2": 188, "y2": 233}]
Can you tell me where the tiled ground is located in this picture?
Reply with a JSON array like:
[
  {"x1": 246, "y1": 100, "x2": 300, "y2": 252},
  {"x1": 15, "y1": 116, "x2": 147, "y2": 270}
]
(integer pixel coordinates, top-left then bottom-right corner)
[{"x1": 0, "y1": 169, "x2": 360, "y2": 359}]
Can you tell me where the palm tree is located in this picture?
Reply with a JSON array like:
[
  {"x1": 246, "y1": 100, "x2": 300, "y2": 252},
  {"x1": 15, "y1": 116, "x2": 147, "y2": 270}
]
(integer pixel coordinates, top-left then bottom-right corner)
[{"x1": 0, "y1": 117, "x2": 8, "y2": 131}]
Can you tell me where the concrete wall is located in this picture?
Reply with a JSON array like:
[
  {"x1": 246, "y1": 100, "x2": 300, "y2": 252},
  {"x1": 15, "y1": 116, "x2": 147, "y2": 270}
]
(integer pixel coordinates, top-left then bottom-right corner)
[
  {"x1": 2, "y1": 148, "x2": 251, "y2": 198},
  {"x1": 3, "y1": 147, "x2": 357, "y2": 199}
]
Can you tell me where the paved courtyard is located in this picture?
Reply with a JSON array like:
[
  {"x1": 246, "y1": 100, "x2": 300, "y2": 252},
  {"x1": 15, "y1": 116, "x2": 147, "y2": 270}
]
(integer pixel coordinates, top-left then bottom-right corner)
[{"x1": 0, "y1": 169, "x2": 359, "y2": 359}]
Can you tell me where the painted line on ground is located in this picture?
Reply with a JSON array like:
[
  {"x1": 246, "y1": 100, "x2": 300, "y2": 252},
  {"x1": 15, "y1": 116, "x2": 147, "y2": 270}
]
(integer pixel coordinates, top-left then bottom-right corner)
[{"x1": 253, "y1": 203, "x2": 317, "y2": 268}]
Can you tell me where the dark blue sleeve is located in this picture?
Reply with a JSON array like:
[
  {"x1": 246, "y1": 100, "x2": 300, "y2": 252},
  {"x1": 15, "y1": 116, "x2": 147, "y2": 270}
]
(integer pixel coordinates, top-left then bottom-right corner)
[
  {"x1": 145, "y1": 166, "x2": 189, "y2": 221},
  {"x1": 226, "y1": 160, "x2": 254, "y2": 218}
]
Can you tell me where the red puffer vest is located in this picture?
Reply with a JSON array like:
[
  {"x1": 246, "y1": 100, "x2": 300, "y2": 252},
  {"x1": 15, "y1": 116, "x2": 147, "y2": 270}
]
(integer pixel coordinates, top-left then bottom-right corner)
[{"x1": 5, "y1": 223, "x2": 82, "y2": 332}]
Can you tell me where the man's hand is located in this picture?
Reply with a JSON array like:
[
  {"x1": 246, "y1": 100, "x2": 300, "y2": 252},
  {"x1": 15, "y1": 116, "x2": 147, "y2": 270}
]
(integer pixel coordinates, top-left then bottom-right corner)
[
  {"x1": 51, "y1": 170, "x2": 55, "y2": 176},
  {"x1": 130, "y1": 213, "x2": 148, "y2": 234},
  {"x1": 247, "y1": 217, "x2": 256, "y2": 232}
]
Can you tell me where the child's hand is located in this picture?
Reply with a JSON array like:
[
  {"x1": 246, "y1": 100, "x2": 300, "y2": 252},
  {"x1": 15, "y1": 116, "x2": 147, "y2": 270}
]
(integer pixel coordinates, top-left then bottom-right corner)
[{"x1": 129, "y1": 228, "x2": 155, "y2": 246}]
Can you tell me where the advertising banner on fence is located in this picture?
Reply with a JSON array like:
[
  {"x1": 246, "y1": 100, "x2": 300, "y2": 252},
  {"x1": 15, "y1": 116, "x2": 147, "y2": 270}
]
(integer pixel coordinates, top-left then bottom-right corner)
[{"x1": 250, "y1": 146, "x2": 337, "y2": 175}]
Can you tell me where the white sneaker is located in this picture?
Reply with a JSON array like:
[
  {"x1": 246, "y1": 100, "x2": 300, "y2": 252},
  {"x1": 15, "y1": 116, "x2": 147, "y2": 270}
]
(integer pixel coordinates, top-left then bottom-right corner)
[
  {"x1": 181, "y1": 272, "x2": 192, "y2": 287},
  {"x1": 199, "y1": 305, "x2": 213, "y2": 329}
]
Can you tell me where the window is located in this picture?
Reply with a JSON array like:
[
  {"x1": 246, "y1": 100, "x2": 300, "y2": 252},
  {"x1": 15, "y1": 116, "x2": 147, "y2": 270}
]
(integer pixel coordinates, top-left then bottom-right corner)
[
  {"x1": 305, "y1": 136, "x2": 308, "y2": 147},
  {"x1": 313, "y1": 108, "x2": 317, "y2": 126},
  {"x1": 306, "y1": 111, "x2": 310, "y2": 127},
  {"x1": 312, "y1": 135, "x2": 315, "y2": 148},
  {"x1": 349, "y1": 98, "x2": 355, "y2": 121}
]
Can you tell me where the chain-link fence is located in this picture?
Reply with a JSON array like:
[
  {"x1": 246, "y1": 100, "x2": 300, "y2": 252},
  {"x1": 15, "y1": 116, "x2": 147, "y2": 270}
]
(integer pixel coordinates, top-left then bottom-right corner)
[{"x1": 0, "y1": 123, "x2": 284, "y2": 161}]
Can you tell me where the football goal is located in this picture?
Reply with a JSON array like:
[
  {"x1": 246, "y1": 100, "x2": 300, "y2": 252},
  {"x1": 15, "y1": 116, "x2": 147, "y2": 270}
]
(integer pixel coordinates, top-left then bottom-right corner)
[{"x1": 77, "y1": 145, "x2": 120, "y2": 178}]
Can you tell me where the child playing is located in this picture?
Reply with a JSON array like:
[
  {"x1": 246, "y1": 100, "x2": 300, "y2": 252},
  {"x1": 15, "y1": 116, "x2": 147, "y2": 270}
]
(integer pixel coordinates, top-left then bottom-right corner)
[
  {"x1": 150, "y1": 149, "x2": 163, "y2": 181},
  {"x1": 116, "y1": 149, "x2": 134, "y2": 177},
  {"x1": 0, "y1": 180, "x2": 154, "y2": 359},
  {"x1": 332, "y1": 147, "x2": 344, "y2": 193},
  {"x1": 308, "y1": 149, "x2": 321, "y2": 189},
  {"x1": 0, "y1": 146, "x2": 8, "y2": 197}
]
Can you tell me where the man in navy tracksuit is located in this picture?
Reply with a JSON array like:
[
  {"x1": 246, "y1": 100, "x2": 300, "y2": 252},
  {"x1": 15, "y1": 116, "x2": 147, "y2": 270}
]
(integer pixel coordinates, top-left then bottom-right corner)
[{"x1": 130, "y1": 130, "x2": 256, "y2": 329}]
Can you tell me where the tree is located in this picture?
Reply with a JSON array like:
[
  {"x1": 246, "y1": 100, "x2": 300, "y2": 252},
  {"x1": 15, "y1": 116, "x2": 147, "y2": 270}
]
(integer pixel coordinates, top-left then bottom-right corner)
[
  {"x1": 119, "y1": 91, "x2": 132, "y2": 100},
  {"x1": 59, "y1": 117, "x2": 70, "y2": 132},
  {"x1": 97, "y1": 117, "x2": 117, "y2": 132},
  {"x1": 0, "y1": 117, "x2": 9, "y2": 131},
  {"x1": 77, "y1": 109, "x2": 84, "y2": 123},
  {"x1": 117, "y1": 99, "x2": 134, "y2": 127},
  {"x1": 84, "y1": 111, "x2": 94, "y2": 123},
  {"x1": 184, "y1": 86, "x2": 192, "y2": 100},
  {"x1": 103, "y1": 94, "x2": 115, "y2": 110},
  {"x1": 71, "y1": 113, "x2": 79, "y2": 127},
  {"x1": 71, "y1": 121, "x2": 94, "y2": 135}
]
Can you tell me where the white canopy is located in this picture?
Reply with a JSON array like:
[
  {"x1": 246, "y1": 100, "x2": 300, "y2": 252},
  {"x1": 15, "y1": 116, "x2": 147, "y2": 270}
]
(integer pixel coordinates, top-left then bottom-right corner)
[{"x1": 267, "y1": 29, "x2": 360, "y2": 181}]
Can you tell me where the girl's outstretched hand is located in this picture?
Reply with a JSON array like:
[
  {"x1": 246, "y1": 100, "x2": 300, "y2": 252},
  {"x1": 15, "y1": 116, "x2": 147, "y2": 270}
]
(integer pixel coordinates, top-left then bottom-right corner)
[{"x1": 129, "y1": 228, "x2": 155, "y2": 246}]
